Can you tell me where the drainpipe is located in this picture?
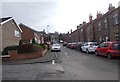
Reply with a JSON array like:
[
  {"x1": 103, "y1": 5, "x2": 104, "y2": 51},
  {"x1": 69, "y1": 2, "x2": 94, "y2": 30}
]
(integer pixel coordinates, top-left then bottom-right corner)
[
  {"x1": 107, "y1": 16, "x2": 110, "y2": 41},
  {"x1": 0, "y1": 25, "x2": 3, "y2": 52},
  {"x1": 119, "y1": 7, "x2": 120, "y2": 41}
]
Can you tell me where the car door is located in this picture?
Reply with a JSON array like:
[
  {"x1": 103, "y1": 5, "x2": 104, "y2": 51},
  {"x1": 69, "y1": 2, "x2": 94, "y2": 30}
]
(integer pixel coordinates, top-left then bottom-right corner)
[
  {"x1": 81, "y1": 43, "x2": 87, "y2": 51},
  {"x1": 97, "y1": 43, "x2": 105, "y2": 55},
  {"x1": 102, "y1": 43, "x2": 110, "y2": 56}
]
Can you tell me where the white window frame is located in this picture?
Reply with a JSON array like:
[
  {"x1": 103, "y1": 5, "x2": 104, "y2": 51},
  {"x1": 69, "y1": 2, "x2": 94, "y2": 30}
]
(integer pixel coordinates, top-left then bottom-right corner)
[
  {"x1": 104, "y1": 19, "x2": 107, "y2": 29},
  {"x1": 14, "y1": 30, "x2": 20, "y2": 37},
  {"x1": 98, "y1": 23, "x2": 101, "y2": 31},
  {"x1": 113, "y1": 13, "x2": 118, "y2": 25}
]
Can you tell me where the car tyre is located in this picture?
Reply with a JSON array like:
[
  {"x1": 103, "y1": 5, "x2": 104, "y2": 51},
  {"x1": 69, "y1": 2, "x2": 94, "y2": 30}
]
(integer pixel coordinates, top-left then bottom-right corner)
[
  {"x1": 107, "y1": 53, "x2": 112, "y2": 59},
  {"x1": 86, "y1": 49, "x2": 89, "y2": 54},
  {"x1": 95, "y1": 51, "x2": 98, "y2": 56}
]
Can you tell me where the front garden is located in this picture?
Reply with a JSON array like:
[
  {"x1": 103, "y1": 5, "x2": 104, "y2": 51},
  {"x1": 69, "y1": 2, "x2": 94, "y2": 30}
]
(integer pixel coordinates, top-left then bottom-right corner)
[{"x1": 2, "y1": 41, "x2": 49, "y2": 61}]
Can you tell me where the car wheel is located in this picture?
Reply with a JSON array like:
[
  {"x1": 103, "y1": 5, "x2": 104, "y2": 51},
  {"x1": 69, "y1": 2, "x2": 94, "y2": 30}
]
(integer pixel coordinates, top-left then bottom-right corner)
[
  {"x1": 95, "y1": 51, "x2": 98, "y2": 56},
  {"x1": 107, "y1": 53, "x2": 112, "y2": 59},
  {"x1": 86, "y1": 49, "x2": 89, "y2": 54}
]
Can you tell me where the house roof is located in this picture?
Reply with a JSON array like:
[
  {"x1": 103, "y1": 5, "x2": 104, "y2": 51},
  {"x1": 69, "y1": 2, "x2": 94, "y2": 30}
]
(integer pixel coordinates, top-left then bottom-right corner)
[
  {"x1": 19, "y1": 23, "x2": 46, "y2": 35},
  {"x1": 19, "y1": 23, "x2": 37, "y2": 32},
  {"x1": 0, "y1": 17, "x2": 22, "y2": 33},
  {"x1": 0, "y1": 17, "x2": 12, "y2": 24},
  {"x1": 0, "y1": 17, "x2": 12, "y2": 23}
]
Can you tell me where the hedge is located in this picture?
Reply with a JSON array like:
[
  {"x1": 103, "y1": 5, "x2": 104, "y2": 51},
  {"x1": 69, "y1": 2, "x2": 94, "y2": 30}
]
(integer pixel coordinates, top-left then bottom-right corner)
[
  {"x1": 2, "y1": 45, "x2": 19, "y2": 55},
  {"x1": 2, "y1": 43, "x2": 48, "y2": 55}
]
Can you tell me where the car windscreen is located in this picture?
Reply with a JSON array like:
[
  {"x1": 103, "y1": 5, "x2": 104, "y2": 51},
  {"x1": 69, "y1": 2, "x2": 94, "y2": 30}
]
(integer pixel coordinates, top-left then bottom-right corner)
[
  {"x1": 90, "y1": 43, "x2": 99, "y2": 46},
  {"x1": 53, "y1": 44, "x2": 60, "y2": 46},
  {"x1": 112, "y1": 43, "x2": 120, "y2": 50}
]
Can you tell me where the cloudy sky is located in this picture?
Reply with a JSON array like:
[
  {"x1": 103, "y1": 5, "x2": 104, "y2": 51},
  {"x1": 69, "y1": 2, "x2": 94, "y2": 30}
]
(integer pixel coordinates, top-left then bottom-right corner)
[{"x1": 1, "y1": 0, "x2": 120, "y2": 33}]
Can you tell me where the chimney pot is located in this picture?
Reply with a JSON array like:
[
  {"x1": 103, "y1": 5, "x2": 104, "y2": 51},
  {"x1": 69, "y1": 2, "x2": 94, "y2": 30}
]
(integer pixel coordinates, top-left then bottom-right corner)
[
  {"x1": 82, "y1": 21, "x2": 86, "y2": 25},
  {"x1": 89, "y1": 14, "x2": 93, "y2": 22},
  {"x1": 108, "y1": 3, "x2": 115, "y2": 11},
  {"x1": 70, "y1": 29, "x2": 72, "y2": 33},
  {"x1": 97, "y1": 11, "x2": 102, "y2": 18}
]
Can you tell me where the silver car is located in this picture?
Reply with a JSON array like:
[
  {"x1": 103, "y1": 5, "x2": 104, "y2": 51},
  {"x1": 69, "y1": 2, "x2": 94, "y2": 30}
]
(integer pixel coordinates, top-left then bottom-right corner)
[
  {"x1": 51, "y1": 43, "x2": 61, "y2": 52},
  {"x1": 81, "y1": 42, "x2": 99, "y2": 53}
]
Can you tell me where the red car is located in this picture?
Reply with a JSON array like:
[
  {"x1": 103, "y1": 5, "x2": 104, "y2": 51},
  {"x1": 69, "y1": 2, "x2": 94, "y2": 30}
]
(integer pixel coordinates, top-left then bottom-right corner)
[{"x1": 95, "y1": 41, "x2": 120, "y2": 59}]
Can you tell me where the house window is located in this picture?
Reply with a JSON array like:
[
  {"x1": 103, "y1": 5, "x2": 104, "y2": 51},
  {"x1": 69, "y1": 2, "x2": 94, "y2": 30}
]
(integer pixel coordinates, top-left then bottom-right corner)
[
  {"x1": 98, "y1": 23, "x2": 101, "y2": 31},
  {"x1": 99, "y1": 37, "x2": 102, "y2": 42},
  {"x1": 113, "y1": 13, "x2": 118, "y2": 25},
  {"x1": 115, "y1": 32, "x2": 119, "y2": 41},
  {"x1": 81, "y1": 29, "x2": 83, "y2": 32},
  {"x1": 104, "y1": 19, "x2": 107, "y2": 29},
  {"x1": 14, "y1": 30, "x2": 20, "y2": 37}
]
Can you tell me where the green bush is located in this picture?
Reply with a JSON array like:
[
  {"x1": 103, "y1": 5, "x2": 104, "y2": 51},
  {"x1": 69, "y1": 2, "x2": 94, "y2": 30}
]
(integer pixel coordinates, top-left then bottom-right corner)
[
  {"x1": 18, "y1": 44, "x2": 34, "y2": 54},
  {"x1": 39, "y1": 44, "x2": 47, "y2": 50},
  {"x1": 33, "y1": 44, "x2": 42, "y2": 51},
  {"x1": 2, "y1": 45, "x2": 19, "y2": 55},
  {"x1": 2, "y1": 43, "x2": 47, "y2": 55}
]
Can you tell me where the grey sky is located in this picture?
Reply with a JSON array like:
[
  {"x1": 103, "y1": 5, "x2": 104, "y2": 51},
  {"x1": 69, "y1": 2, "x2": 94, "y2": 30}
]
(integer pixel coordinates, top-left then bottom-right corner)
[
  {"x1": 2, "y1": 2, "x2": 58, "y2": 33},
  {"x1": 1, "y1": 0, "x2": 120, "y2": 33}
]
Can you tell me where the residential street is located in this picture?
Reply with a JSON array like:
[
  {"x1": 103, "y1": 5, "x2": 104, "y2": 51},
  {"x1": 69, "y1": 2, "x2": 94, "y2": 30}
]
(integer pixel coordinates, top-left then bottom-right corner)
[{"x1": 2, "y1": 45, "x2": 119, "y2": 80}]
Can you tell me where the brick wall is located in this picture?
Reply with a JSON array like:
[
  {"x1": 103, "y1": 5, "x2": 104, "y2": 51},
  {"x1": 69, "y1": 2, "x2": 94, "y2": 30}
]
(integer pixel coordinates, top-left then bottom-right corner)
[{"x1": 19, "y1": 24, "x2": 34, "y2": 43}]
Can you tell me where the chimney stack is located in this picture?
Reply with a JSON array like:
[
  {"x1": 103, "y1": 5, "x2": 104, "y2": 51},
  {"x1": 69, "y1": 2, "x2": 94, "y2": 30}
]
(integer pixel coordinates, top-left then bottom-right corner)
[
  {"x1": 97, "y1": 11, "x2": 102, "y2": 18},
  {"x1": 70, "y1": 29, "x2": 72, "y2": 33},
  {"x1": 89, "y1": 14, "x2": 93, "y2": 22},
  {"x1": 108, "y1": 3, "x2": 115, "y2": 11},
  {"x1": 67, "y1": 31, "x2": 69, "y2": 34},
  {"x1": 82, "y1": 21, "x2": 86, "y2": 25},
  {"x1": 119, "y1": 1, "x2": 120, "y2": 7},
  {"x1": 77, "y1": 26, "x2": 79, "y2": 29}
]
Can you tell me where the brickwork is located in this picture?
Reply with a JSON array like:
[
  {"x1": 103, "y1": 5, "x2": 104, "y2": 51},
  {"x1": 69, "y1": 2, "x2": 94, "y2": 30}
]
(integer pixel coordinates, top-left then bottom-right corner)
[
  {"x1": 63, "y1": 6, "x2": 120, "y2": 43},
  {"x1": 2, "y1": 19, "x2": 21, "y2": 51},
  {"x1": 19, "y1": 23, "x2": 34, "y2": 43},
  {"x1": 8, "y1": 49, "x2": 47, "y2": 60}
]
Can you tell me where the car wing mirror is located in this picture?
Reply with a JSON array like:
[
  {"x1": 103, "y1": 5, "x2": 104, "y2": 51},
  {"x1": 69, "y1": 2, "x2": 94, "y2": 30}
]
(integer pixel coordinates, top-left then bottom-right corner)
[{"x1": 97, "y1": 45, "x2": 100, "y2": 48}]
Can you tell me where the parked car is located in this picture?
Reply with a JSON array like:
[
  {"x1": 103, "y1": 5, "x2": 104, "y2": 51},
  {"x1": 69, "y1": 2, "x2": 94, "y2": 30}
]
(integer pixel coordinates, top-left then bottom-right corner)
[
  {"x1": 75, "y1": 42, "x2": 86, "y2": 51},
  {"x1": 63, "y1": 42, "x2": 67, "y2": 46},
  {"x1": 95, "y1": 41, "x2": 120, "y2": 59},
  {"x1": 66, "y1": 43, "x2": 72, "y2": 48},
  {"x1": 69, "y1": 42, "x2": 77, "y2": 49},
  {"x1": 81, "y1": 42, "x2": 99, "y2": 53},
  {"x1": 51, "y1": 43, "x2": 61, "y2": 52}
]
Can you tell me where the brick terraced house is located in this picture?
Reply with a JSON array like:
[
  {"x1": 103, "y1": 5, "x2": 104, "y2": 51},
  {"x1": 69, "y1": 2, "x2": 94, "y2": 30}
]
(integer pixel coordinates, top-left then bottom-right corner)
[{"x1": 63, "y1": 4, "x2": 120, "y2": 43}]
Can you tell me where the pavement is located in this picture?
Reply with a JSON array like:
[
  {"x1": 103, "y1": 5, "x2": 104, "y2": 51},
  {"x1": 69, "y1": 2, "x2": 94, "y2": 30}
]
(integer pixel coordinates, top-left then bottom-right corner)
[{"x1": 2, "y1": 51, "x2": 57, "y2": 65}]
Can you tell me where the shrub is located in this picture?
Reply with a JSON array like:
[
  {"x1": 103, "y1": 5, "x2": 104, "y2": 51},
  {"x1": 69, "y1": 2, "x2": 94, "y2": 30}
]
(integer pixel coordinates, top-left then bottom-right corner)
[
  {"x1": 32, "y1": 38, "x2": 36, "y2": 44},
  {"x1": 2, "y1": 43, "x2": 47, "y2": 55},
  {"x1": 2, "y1": 45, "x2": 19, "y2": 55},
  {"x1": 18, "y1": 44, "x2": 34, "y2": 54},
  {"x1": 33, "y1": 44, "x2": 42, "y2": 51},
  {"x1": 19, "y1": 40, "x2": 22, "y2": 45},
  {"x1": 39, "y1": 44, "x2": 47, "y2": 50}
]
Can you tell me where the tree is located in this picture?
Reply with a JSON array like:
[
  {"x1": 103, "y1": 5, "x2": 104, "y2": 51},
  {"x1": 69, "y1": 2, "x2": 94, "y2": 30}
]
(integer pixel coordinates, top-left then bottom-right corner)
[
  {"x1": 19, "y1": 40, "x2": 22, "y2": 45},
  {"x1": 32, "y1": 38, "x2": 36, "y2": 44}
]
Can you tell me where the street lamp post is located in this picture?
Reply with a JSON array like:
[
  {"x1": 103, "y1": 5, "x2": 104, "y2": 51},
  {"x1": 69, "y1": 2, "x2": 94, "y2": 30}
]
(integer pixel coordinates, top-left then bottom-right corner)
[{"x1": 47, "y1": 25, "x2": 50, "y2": 43}]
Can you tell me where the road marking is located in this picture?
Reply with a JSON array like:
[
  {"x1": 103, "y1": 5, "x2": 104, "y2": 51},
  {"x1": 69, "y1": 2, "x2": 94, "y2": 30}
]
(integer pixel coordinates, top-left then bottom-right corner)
[{"x1": 64, "y1": 52, "x2": 69, "y2": 57}]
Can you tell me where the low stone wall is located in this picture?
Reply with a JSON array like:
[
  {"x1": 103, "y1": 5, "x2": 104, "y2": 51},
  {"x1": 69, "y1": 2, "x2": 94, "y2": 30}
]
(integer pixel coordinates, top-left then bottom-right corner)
[{"x1": 7, "y1": 49, "x2": 47, "y2": 60}]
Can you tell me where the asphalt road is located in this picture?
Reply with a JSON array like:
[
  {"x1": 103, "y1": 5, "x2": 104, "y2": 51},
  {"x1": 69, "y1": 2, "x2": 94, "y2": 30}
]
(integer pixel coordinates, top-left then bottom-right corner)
[{"x1": 2, "y1": 45, "x2": 119, "y2": 80}]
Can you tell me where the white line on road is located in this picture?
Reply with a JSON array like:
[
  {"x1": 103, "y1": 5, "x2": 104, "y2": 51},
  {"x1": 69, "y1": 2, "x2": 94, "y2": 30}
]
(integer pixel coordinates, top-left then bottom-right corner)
[{"x1": 64, "y1": 52, "x2": 69, "y2": 57}]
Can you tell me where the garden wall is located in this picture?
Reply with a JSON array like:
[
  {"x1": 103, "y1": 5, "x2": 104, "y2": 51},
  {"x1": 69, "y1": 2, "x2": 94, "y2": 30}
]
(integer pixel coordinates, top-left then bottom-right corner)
[{"x1": 8, "y1": 49, "x2": 47, "y2": 60}]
